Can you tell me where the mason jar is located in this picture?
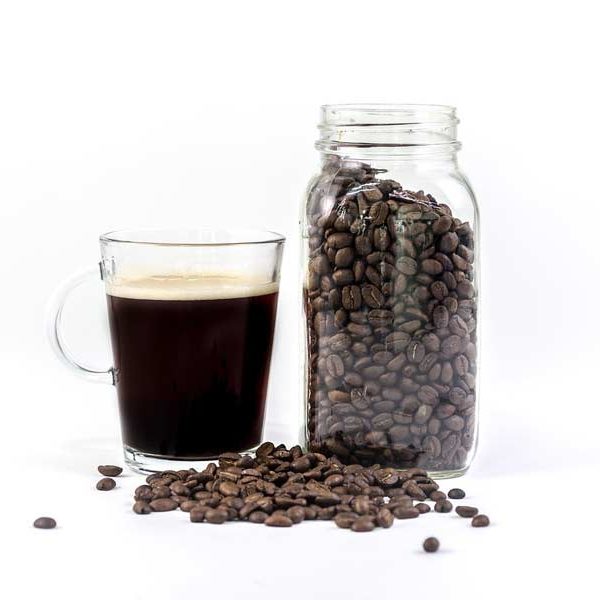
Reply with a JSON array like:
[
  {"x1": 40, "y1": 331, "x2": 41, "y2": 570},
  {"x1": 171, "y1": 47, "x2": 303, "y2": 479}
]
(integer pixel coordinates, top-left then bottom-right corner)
[{"x1": 302, "y1": 104, "x2": 479, "y2": 478}]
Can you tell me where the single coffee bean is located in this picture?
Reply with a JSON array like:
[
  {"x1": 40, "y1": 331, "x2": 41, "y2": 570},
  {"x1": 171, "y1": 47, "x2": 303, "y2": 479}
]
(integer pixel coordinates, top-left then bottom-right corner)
[
  {"x1": 415, "y1": 502, "x2": 431, "y2": 514},
  {"x1": 189, "y1": 506, "x2": 209, "y2": 522},
  {"x1": 472, "y1": 514, "x2": 490, "y2": 527},
  {"x1": 265, "y1": 514, "x2": 293, "y2": 527},
  {"x1": 134, "y1": 485, "x2": 154, "y2": 502},
  {"x1": 393, "y1": 507, "x2": 420, "y2": 519},
  {"x1": 149, "y1": 498, "x2": 178, "y2": 512},
  {"x1": 97, "y1": 465, "x2": 123, "y2": 477},
  {"x1": 287, "y1": 506, "x2": 306, "y2": 524},
  {"x1": 248, "y1": 511, "x2": 269, "y2": 523},
  {"x1": 133, "y1": 501, "x2": 152, "y2": 515},
  {"x1": 219, "y1": 481, "x2": 240, "y2": 497},
  {"x1": 376, "y1": 508, "x2": 394, "y2": 528},
  {"x1": 456, "y1": 506, "x2": 478, "y2": 518},
  {"x1": 423, "y1": 537, "x2": 440, "y2": 553},
  {"x1": 448, "y1": 488, "x2": 465, "y2": 499},
  {"x1": 179, "y1": 500, "x2": 199, "y2": 512},
  {"x1": 334, "y1": 512, "x2": 358, "y2": 529},
  {"x1": 351, "y1": 516, "x2": 376, "y2": 532},
  {"x1": 434, "y1": 500, "x2": 453, "y2": 513},
  {"x1": 256, "y1": 441, "x2": 275, "y2": 457},
  {"x1": 204, "y1": 508, "x2": 228, "y2": 524},
  {"x1": 33, "y1": 517, "x2": 56, "y2": 529},
  {"x1": 96, "y1": 477, "x2": 116, "y2": 491}
]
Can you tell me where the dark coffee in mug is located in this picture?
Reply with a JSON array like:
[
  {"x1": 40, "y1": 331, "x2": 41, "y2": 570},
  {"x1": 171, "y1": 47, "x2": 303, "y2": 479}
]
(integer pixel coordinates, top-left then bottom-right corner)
[{"x1": 106, "y1": 274, "x2": 278, "y2": 459}]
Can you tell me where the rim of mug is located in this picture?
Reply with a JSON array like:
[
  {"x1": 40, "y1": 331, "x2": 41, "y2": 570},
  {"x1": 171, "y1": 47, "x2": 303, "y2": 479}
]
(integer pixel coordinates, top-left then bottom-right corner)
[{"x1": 100, "y1": 228, "x2": 286, "y2": 247}]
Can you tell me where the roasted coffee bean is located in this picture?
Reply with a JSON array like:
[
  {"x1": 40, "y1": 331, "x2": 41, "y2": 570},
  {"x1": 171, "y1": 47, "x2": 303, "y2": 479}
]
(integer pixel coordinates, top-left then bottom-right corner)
[
  {"x1": 133, "y1": 501, "x2": 152, "y2": 515},
  {"x1": 393, "y1": 507, "x2": 420, "y2": 519},
  {"x1": 429, "y1": 490, "x2": 447, "y2": 502},
  {"x1": 287, "y1": 506, "x2": 306, "y2": 524},
  {"x1": 179, "y1": 500, "x2": 200, "y2": 512},
  {"x1": 96, "y1": 477, "x2": 116, "y2": 491},
  {"x1": 415, "y1": 503, "x2": 431, "y2": 514},
  {"x1": 265, "y1": 514, "x2": 293, "y2": 527},
  {"x1": 376, "y1": 508, "x2": 394, "y2": 528},
  {"x1": 448, "y1": 488, "x2": 466, "y2": 499},
  {"x1": 97, "y1": 465, "x2": 123, "y2": 477},
  {"x1": 219, "y1": 481, "x2": 240, "y2": 497},
  {"x1": 256, "y1": 442, "x2": 275, "y2": 458},
  {"x1": 149, "y1": 498, "x2": 178, "y2": 512},
  {"x1": 456, "y1": 506, "x2": 479, "y2": 518},
  {"x1": 351, "y1": 516, "x2": 376, "y2": 532},
  {"x1": 134, "y1": 485, "x2": 154, "y2": 502},
  {"x1": 205, "y1": 508, "x2": 228, "y2": 524},
  {"x1": 334, "y1": 512, "x2": 358, "y2": 529},
  {"x1": 189, "y1": 506, "x2": 209, "y2": 522},
  {"x1": 471, "y1": 514, "x2": 490, "y2": 527},
  {"x1": 434, "y1": 500, "x2": 453, "y2": 513},
  {"x1": 423, "y1": 537, "x2": 440, "y2": 553},
  {"x1": 248, "y1": 511, "x2": 269, "y2": 523},
  {"x1": 33, "y1": 517, "x2": 56, "y2": 529}
]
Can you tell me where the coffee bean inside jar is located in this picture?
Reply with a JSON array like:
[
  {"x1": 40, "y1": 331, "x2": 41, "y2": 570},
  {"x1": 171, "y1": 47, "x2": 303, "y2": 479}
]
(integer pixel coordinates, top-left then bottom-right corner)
[{"x1": 303, "y1": 105, "x2": 479, "y2": 476}]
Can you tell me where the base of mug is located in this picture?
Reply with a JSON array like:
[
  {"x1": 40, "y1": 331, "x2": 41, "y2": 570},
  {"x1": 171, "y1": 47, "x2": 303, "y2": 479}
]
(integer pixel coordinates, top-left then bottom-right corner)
[{"x1": 123, "y1": 444, "x2": 261, "y2": 474}]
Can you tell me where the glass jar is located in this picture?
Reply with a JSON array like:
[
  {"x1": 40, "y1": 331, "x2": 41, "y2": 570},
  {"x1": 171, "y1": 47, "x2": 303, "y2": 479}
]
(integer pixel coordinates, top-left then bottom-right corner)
[{"x1": 302, "y1": 104, "x2": 479, "y2": 478}]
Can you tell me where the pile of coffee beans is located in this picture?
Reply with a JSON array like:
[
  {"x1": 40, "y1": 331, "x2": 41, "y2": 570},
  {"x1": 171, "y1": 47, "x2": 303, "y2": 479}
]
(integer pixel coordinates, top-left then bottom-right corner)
[
  {"x1": 131, "y1": 442, "x2": 489, "y2": 535},
  {"x1": 304, "y1": 156, "x2": 477, "y2": 472}
]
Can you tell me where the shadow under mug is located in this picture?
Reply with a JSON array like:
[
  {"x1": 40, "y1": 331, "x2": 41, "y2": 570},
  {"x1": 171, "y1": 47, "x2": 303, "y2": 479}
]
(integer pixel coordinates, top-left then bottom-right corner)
[{"x1": 47, "y1": 228, "x2": 285, "y2": 473}]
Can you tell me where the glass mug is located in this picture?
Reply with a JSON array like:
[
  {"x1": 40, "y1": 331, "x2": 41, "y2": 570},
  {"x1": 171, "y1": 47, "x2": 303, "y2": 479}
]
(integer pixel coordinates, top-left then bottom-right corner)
[{"x1": 47, "y1": 229, "x2": 285, "y2": 473}]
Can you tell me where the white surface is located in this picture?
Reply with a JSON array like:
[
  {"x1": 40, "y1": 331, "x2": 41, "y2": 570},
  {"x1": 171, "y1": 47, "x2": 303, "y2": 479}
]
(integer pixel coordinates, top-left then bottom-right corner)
[{"x1": 1, "y1": 1, "x2": 599, "y2": 599}]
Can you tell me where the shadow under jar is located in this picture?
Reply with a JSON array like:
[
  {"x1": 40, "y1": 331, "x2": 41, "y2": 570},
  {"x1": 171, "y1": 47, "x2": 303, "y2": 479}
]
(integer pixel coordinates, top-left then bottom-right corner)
[{"x1": 302, "y1": 104, "x2": 480, "y2": 478}]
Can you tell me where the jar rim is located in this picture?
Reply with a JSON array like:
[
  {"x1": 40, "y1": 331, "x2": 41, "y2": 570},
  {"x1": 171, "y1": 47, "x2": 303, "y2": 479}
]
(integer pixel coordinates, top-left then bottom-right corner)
[
  {"x1": 319, "y1": 104, "x2": 458, "y2": 127},
  {"x1": 317, "y1": 104, "x2": 460, "y2": 155}
]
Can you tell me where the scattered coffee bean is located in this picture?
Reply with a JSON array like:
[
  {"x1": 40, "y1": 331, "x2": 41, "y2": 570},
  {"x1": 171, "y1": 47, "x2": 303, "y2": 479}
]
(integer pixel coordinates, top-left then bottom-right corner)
[
  {"x1": 429, "y1": 491, "x2": 447, "y2": 502},
  {"x1": 434, "y1": 500, "x2": 453, "y2": 513},
  {"x1": 248, "y1": 511, "x2": 269, "y2": 524},
  {"x1": 334, "y1": 512, "x2": 358, "y2": 529},
  {"x1": 132, "y1": 501, "x2": 151, "y2": 515},
  {"x1": 205, "y1": 508, "x2": 228, "y2": 524},
  {"x1": 472, "y1": 514, "x2": 490, "y2": 527},
  {"x1": 376, "y1": 508, "x2": 394, "y2": 528},
  {"x1": 33, "y1": 517, "x2": 56, "y2": 529},
  {"x1": 415, "y1": 502, "x2": 431, "y2": 514},
  {"x1": 456, "y1": 506, "x2": 478, "y2": 518},
  {"x1": 96, "y1": 477, "x2": 116, "y2": 491},
  {"x1": 393, "y1": 507, "x2": 420, "y2": 519},
  {"x1": 265, "y1": 514, "x2": 293, "y2": 527},
  {"x1": 448, "y1": 488, "x2": 465, "y2": 499},
  {"x1": 423, "y1": 537, "x2": 440, "y2": 553},
  {"x1": 287, "y1": 506, "x2": 306, "y2": 524},
  {"x1": 97, "y1": 465, "x2": 123, "y2": 477},
  {"x1": 351, "y1": 516, "x2": 376, "y2": 532},
  {"x1": 149, "y1": 498, "x2": 178, "y2": 512}
]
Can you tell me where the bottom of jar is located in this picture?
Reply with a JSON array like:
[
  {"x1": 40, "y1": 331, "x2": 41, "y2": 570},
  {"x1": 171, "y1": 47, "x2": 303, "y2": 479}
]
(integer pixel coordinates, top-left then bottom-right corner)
[
  {"x1": 424, "y1": 466, "x2": 469, "y2": 480},
  {"x1": 307, "y1": 439, "x2": 472, "y2": 479}
]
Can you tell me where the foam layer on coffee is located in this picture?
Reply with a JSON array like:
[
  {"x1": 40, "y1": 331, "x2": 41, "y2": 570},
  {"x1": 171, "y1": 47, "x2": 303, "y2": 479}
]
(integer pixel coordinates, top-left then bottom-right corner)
[{"x1": 106, "y1": 274, "x2": 279, "y2": 300}]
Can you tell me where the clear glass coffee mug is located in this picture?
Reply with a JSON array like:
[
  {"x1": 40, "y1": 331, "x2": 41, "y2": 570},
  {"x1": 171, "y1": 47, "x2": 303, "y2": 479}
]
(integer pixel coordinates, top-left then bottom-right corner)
[{"x1": 47, "y1": 229, "x2": 285, "y2": 473}]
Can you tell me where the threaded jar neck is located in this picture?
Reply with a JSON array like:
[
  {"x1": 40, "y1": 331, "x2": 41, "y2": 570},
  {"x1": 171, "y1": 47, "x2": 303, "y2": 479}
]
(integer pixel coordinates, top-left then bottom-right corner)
[{"x1": 316, "y1": 104, "x2": 460, "y2": 159}]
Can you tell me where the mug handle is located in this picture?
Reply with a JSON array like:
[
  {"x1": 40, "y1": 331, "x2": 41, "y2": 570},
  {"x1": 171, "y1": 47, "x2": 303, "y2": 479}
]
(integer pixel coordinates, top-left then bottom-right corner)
[{"x1": 46, "y1": 264, "x2": 114, "y2": 385}]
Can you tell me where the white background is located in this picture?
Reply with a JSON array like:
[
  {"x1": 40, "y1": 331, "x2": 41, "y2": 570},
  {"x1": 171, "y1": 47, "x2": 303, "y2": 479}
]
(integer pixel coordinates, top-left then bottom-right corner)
[{"x1": 1, "y1": 1, "x2": 599, "y2": 598}]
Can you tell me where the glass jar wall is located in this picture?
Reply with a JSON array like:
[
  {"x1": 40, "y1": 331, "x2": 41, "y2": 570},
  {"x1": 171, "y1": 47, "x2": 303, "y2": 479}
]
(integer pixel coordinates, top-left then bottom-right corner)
[{"x1": 302, "y1": 105, "x2": 479, "y2": 478}]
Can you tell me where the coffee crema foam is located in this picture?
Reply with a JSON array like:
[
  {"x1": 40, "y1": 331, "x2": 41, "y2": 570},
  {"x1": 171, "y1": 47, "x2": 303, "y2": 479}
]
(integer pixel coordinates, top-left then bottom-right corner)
[{"x1": 106, "y1": 274, "x2": 279, "y2": 301}]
